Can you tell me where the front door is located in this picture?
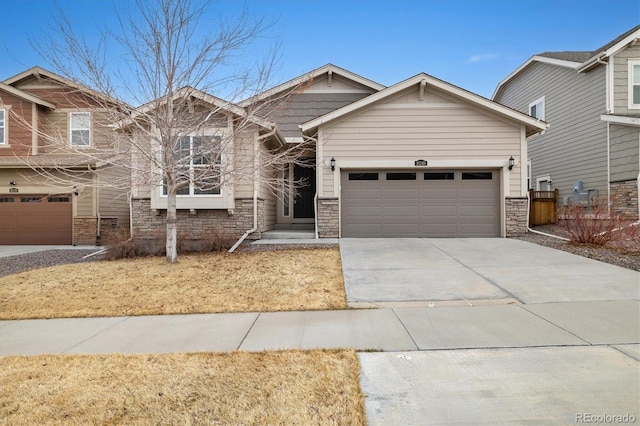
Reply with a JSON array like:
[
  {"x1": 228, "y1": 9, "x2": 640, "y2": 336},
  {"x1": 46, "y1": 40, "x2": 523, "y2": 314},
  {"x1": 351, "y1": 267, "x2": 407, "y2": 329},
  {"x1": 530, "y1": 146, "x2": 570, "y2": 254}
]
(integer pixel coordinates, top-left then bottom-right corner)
[{"x1": 294, "y1": 161, "x2": 316, "y2": 219}]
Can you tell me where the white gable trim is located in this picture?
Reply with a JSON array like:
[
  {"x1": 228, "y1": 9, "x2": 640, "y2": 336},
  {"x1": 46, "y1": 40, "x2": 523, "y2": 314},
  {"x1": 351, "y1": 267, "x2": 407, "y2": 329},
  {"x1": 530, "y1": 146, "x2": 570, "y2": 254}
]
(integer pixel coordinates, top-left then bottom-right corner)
[
  {"x1": 492, "y1": 56, "x2": 581, "y2": 100},
  {"x1": 238, "y1": 63, "x2": 385, "y2": 107},
  {"x1": 600, "y1": 114, "x2": 640, "y2": 127},
  {"x1": 577, "y1": 28, "x2": 640, "y2": 73},
  {"x1": 301, "y1": 73, "x2": 548, "y2": 136}
]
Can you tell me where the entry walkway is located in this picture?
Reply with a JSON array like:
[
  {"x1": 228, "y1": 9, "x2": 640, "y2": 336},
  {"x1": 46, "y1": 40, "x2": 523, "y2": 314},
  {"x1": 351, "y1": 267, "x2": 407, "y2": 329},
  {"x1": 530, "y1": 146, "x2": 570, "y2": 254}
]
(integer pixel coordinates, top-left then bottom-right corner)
[{"x1": 1, "y1": 300, "x2": 638, "y2": 356}]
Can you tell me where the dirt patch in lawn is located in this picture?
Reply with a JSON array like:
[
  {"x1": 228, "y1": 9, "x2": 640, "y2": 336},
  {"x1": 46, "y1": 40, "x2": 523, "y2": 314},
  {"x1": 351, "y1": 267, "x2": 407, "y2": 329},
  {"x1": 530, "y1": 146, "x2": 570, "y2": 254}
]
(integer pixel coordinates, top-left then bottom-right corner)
[
  {"x1": 0, "y1": 350, "x2": 366, "y2": 425},
  {"x1": 0, "y1": 248, "x2": 346, "y2": 320}
]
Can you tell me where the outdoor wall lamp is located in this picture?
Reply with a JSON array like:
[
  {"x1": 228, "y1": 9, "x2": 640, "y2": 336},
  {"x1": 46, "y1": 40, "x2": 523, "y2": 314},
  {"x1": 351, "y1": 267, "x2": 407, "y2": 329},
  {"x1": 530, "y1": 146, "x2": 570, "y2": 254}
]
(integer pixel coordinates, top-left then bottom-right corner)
[
  {"x1": 508, "y1": 156, "x2": 515, "y2": 171},
  {"x1": 330, "y1": 157, "x2": 336, "y2": 172},
  {"x1": 9, "y1": 181, "x2": 16, "y2": 186}
]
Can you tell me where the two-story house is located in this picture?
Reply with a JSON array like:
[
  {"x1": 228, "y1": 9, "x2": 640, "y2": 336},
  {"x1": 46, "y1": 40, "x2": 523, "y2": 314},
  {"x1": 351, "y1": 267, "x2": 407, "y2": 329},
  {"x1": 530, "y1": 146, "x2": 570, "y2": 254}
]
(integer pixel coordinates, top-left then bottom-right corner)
[
  {"x1": 493, "y1": 25, "x2": 640, "y2": 220},
  {"x1": 0, "y1": 67, "x2": 130, "y2": 245}
]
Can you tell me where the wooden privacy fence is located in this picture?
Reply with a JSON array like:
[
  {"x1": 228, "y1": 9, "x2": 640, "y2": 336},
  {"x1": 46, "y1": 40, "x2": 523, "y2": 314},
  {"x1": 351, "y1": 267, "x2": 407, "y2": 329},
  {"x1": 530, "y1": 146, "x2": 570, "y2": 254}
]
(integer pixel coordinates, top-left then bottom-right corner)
[{"x1": 529, "y1": 189, "x2": 559, "y2": 226}]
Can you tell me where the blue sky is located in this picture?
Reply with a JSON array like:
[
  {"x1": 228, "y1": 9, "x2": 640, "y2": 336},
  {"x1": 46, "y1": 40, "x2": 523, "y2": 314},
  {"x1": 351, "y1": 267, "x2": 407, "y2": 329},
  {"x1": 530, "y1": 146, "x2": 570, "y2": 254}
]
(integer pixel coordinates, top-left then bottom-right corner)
[{"x1": 1, "y1": 0, "x2": 638, "y2": 101}]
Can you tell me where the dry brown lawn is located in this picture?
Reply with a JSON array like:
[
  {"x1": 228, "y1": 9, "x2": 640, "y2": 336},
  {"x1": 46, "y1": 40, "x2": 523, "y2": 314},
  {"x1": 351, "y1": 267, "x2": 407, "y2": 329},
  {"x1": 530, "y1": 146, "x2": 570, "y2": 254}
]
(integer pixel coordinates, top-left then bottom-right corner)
[
  {"x1": 0, "y1": 248, "x2": 347, "y2": 320},
  {"x1": 0, "y1": 350, "x2": 366, "y2": 425}
]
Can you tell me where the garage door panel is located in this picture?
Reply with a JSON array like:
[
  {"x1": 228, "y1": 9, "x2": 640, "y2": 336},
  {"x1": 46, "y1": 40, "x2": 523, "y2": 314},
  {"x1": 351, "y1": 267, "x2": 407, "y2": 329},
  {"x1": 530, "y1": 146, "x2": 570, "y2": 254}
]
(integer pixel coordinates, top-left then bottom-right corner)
[
  {"x1": 383, "y1": 205, "x2": 420, "y2": 216},
  {"x1": 342, "y1": 170, "x2": 500, "y2": 238},
  {"x1": 345, "y1": 188, "x2": 381, "y2": 200},
  {"x1": 421, "y1": 205, "x2": 458, "y2": 216},
  {"x1": 346, "y1": 223, "x2": 382, "y2": 235},
  {"x1": 0, "y1": 194, "x2": 72, "y2": 245},
  {"x1": 383, "y1": 223, "x2": 421, "y2": 236}
]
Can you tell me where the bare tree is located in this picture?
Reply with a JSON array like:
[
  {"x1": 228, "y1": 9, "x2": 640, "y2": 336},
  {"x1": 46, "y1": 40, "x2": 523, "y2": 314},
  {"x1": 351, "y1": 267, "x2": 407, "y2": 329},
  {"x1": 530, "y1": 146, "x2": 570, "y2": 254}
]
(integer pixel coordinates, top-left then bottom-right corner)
[{"x1": 13, "y1": 0, "x2": 311, "y2": 262}]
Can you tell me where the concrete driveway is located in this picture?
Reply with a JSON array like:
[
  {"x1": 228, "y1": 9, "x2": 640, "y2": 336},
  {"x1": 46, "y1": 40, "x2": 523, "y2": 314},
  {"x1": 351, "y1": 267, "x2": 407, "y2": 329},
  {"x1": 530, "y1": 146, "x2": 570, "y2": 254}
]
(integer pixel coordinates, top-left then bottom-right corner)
[
  {"x1": 341, "y1": 238, "x2": 640, "y2": 425},
  {"x1": 340, "y1": 238, "x2": 640, "y2": 305}
]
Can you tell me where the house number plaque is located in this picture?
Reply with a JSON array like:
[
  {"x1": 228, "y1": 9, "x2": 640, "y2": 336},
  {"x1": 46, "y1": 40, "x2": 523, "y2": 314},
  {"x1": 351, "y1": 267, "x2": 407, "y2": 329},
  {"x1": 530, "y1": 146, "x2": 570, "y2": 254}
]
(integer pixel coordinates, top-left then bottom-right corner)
[{"x1": 414, "y1": 159, "x2": 428, "y2": 166}]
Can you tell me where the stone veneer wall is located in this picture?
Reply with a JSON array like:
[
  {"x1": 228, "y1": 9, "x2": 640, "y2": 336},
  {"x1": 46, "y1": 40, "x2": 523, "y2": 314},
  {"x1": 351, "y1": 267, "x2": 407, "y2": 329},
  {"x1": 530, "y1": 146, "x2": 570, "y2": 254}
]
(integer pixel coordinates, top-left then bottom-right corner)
[
  {"x1": 317, "y1": 197, "x2": 339, "y2": 238},
  {"x1": 74, "y1": 217, "x2": 120, "y2": 245},
  {"x1": 73, "y1": 217, "x2": 97, "y2": 245},
  {"x1": 505, "y1": 197, "x2": 528, "y2": 237},
  {"x1": 611, "y1": 180, "x2": 639, "y2": 219},
  {"x1": 131, "y1": 197, "x2": 264, "y2": 246}
]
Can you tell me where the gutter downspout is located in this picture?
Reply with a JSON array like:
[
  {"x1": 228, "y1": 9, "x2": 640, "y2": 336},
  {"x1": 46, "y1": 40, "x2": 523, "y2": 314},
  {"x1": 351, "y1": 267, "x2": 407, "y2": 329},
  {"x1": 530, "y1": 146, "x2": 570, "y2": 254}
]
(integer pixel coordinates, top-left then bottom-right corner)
[
  {"x1": 83, "y1": 191, "x2": 133, "y2": 259},
  {"x1": 229, "y1": 127, "x2": 277, "y2": 253}
]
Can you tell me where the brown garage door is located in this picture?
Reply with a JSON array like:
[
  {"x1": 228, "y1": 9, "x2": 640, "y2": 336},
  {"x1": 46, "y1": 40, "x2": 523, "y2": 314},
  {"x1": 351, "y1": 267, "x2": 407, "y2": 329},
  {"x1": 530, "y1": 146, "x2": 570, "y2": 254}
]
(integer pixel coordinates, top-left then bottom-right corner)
[
  {"x1": 0, "y1": 195, "x2": 73, "y2": 244},
  {"x1": 341, "y1": 170, "x2": 500, "y2": 237}
]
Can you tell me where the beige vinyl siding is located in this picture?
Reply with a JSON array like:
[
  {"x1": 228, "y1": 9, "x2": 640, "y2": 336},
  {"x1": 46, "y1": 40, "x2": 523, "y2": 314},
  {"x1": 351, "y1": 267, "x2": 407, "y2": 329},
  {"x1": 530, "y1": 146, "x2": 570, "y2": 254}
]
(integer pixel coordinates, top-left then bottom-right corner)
[
  {"x1": 496, "y1": 62, "x2": 607, "y2": 202},
  {"x1": 233, "y1": 129, "x2": 258, "y2": 199},
  {"x1": 613, "y1": 44, "x2": 640, "y2": 113},
  {"x1": 610, "y1": 123, "x2": 640, "y2": 182},
  {"x1": 321, "y1": 86, "x2": 523, "y2": 196},
  {"x1": 98, "y1": 165, "x2": 131, "y2": 229},
  {"x1": 76, "y1": 186, "x2": 94, "y2": 216}
]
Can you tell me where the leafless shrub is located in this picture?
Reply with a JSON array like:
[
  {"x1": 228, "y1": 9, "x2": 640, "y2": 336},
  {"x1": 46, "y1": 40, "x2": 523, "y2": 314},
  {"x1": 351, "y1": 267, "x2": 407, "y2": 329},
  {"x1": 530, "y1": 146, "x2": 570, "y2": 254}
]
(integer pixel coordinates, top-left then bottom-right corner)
[{"x1": 560, "y1": 197, "x2": 633, "y2": 246}]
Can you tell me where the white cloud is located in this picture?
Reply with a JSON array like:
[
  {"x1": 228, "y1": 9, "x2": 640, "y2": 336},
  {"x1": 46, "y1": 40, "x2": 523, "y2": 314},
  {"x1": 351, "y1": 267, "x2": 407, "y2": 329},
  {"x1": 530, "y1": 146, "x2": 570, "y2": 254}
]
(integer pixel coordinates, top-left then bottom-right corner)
[{"x1": 468, "y1": 53, "x2": 499, "y2": 63}]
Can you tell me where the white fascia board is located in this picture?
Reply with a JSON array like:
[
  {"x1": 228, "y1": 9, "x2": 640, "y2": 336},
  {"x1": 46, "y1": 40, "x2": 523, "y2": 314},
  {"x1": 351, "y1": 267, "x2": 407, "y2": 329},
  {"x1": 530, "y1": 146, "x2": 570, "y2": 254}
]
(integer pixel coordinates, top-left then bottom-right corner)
[
  {"x1": 600, "y1": 114, "x2": 640, "y2": 127},
  {"x1": 238, "y1": 63, "x2": 386, "y2": 107},
  {"x1": 0, "y1": 83, "x2": 56, "y2": 109},
  {"x1": 492, "y1": 56, "x2": 581, "y2": 100},
  {"x1": 578, "y1": 30, "x2": 640, "y2": 73},
  {"x1": 302, "y1": 73, "x2": 548, "y2": 135}
]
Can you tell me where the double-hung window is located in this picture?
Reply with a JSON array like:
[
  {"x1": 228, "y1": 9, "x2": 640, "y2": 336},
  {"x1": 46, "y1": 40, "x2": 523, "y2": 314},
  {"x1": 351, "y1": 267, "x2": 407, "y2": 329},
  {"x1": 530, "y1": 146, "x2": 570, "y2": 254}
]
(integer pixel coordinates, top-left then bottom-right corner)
[
  {"x1": 164, "y1": 135, "x2": 222, "y2": 196},
  {"x1": 629, "y1": 60, "x2": 640, "y2": 109},
  {"x1": 70, "y1": 112, "x2": 91, "y2": 146},
  {"x1": 528, "y1": 96, "x2": 545, "y2": 120},
  {"x1": 0, "y1": 109, "x2": 5, "y2": 145}
]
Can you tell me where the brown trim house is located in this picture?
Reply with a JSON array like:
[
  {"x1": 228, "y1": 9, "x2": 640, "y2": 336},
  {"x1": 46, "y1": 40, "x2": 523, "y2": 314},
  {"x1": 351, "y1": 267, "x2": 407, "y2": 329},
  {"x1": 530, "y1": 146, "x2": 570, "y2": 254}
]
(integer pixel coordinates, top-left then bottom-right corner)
[{"x1": 0, "y1": 67, "x2": 130, "y2": 245}]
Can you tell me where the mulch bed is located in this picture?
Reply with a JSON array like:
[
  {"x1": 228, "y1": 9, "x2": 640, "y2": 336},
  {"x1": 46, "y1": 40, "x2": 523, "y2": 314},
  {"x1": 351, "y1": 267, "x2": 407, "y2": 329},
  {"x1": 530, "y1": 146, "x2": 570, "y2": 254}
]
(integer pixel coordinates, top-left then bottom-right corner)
[{"x1": 515, "y1": 225, "x2": 640, "y2": 272}]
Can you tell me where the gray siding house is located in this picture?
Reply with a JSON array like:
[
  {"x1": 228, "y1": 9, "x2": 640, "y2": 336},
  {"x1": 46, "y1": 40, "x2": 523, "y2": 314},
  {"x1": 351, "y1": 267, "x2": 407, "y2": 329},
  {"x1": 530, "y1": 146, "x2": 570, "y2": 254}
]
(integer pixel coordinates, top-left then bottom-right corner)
[{"x1": 493, "y1": 26, "x2": 640, "y2": 219}]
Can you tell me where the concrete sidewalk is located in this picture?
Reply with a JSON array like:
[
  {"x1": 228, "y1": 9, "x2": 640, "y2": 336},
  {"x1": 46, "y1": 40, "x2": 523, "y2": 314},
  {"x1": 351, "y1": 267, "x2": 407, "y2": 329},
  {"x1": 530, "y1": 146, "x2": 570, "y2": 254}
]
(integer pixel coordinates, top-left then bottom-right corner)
[{"x1": 2, "y1": 300, "x2": 638, "y2": 356}]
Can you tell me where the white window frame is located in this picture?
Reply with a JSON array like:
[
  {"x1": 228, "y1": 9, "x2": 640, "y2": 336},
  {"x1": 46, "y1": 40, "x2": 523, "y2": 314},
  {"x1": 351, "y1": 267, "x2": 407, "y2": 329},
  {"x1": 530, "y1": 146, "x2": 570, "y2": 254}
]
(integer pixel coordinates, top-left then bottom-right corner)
[
  {"x1": 528, "y1": 96, "x2": 545, "y2": 120},
  {"x1": 0, "y1": 109, "x2": 5, "y2": 145},
  {"x1": 536, "y1": 174, "x2": 552, "y2": 191},
  {"x1": 161, "y1": 135, "x2": 223, "y2": 197},
  {"x1": 628, "y1": 60, "x2": 640, "y2": 109},
  {"x1": 69, "y1": 112, "x2": 91, "y2": 146}
]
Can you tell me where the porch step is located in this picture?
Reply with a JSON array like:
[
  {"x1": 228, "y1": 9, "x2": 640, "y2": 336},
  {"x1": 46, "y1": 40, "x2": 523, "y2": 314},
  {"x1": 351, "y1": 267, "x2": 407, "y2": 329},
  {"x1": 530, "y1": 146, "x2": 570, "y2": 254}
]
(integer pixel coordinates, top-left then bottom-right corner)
[
  {"x1": 272, "y1": 223, "x2": 315, "y2": 231},
  {"x1": 261, "y1": 230, "x2": 316, "y2": 240}
]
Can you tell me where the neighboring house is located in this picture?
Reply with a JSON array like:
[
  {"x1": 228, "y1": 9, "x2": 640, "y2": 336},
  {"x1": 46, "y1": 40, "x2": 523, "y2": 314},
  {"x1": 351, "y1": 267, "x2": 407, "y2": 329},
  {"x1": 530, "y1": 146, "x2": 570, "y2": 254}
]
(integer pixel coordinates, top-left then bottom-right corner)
[
  {"x1": 130, "y1": 64, "x2": 546, "y2": 243},
  {"x1": 0, "y1": 67, "x2": 130, "y2": 245},
  {"x1": 493, "y1": 25, "x2": 640, "y2": 220}
]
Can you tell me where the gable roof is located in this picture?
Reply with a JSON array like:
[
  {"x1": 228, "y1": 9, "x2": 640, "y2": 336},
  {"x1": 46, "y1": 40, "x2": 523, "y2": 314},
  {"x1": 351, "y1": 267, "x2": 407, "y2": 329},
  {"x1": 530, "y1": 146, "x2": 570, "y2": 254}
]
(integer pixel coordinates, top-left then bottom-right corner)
[
  {"x1": 238, "y1": 63, "x2": 385, "y2": 107},
  {"x1": 0, "y1": 82, "x2": 56, "y2": 109},
  {"x1": 301, "y1": 73, "x2": 548, "y2": 138},
  {"x1": 122, "y1": 86, "x2": 285, "y2": 144},
  {"x1": 493, "y1": 25, "x2": 640, "y2": 99},
  {"x1": 2, "y1": 66, "x2": 129, "y2": 110},
  {"x1": 577, "y1": 25, "x2": 640, "y2": 72}
]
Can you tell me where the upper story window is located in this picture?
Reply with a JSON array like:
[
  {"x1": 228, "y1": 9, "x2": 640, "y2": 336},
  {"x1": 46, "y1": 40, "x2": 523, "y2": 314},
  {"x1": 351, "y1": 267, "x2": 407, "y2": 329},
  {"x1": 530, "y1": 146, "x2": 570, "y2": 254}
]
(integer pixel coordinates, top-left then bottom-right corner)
[
  {"x1": 529, "y1": 96, "x2": 545, "y2": 120},
  {"x1": 0, "y1": 109, "x2": 5, "y2": 145},
  {"x1": 70, "y1": 112, "x2": 91, "y2": 146},
  {"x1": 163, "y1": 135, "x2": 222, "y2": 196},
  {"x1": 629, "y1": 60, "x2": 640, "y2": 109}
]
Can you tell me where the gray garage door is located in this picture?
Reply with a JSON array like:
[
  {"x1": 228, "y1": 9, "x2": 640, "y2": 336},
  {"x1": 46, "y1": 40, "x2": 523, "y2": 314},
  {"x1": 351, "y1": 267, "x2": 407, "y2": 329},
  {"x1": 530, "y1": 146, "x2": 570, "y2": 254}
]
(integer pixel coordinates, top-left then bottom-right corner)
[{"x1": 341, "y1": 170, "x2": 500, "y2": 237}]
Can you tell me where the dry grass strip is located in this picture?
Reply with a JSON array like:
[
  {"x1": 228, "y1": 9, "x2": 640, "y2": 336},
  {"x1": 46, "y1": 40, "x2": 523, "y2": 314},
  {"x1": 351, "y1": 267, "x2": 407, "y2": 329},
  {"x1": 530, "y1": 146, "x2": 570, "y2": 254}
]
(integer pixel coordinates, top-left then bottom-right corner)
[
  {"x1": 0, "y1": 350, "x2": 366, "y2": 425},
  {"x1": 0, "y1": 248, "x2": 347, "y2": 320}
]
